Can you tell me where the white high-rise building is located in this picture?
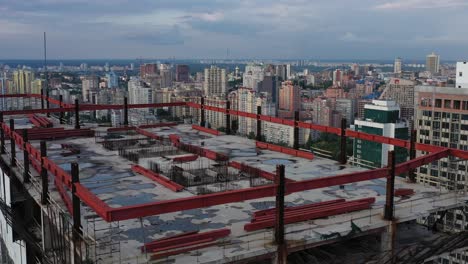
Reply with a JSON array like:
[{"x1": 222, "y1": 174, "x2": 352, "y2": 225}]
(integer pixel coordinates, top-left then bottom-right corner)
[
  {"x1": 426, "y1": 52, "x2": 440, "y2": 74},
  {"x1": 394, "y1": 57, "x2": 402, "y2": 74},
  {"x1": 286, "y1": 64, "x2": 292, "y2": 79},
  {"x1": 128, "y1": 77, "x2": 154, "y2": 113},
  {"x1": 82, "y1": 75, "x2": 99, "y2": 102},
  {"x1": 243, "y1": 64, "x2": 264, "y2": 91},
  {"x1": 456, "y1": 61, "x2": 468, "y2": 89},
  {"x1": 204, "y1": 66, "x2": 226, "y2": 96}
]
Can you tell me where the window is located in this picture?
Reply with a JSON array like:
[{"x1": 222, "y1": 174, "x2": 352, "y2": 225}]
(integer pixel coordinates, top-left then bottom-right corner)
[
  {"x1": 454, "y1": 100, "x2": 461, "y2": 109},
  {"x1": 444, "y1": 99, "x2": 451, "y2": 108},
  {"x1": 459, "y1": 72, "x2": 463, "y2": 77},
  {"x1": 435, "y1": 99, "x2": 442, "y2": 108},
  {"x1": 463, "y1": 101, "x2": 468, "y2": 110}
]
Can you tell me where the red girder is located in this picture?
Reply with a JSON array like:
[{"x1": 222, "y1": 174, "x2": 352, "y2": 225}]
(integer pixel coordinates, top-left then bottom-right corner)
[
  {"x1": 192, "y1": 125, "x2": 220, "y2": 136},
  {"x1": 395, "y1": 149, "x2": 450, "y2": 175},
  {"x1": 75, "y1": 183, "x2": 112, "y2": 220}
]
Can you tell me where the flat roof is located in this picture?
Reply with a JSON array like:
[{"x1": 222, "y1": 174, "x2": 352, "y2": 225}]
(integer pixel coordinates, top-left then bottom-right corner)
[{"x1": 4, "y1": 118, "x2": 466, "y2": 263}]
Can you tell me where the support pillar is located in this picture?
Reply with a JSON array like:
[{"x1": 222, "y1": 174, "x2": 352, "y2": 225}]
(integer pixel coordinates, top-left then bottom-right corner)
[
  {"x1": 40, "y1": 88, "x2": 45, "y2": 109},
  {"x1": 225, "y1": 100, "x2": 231, "y2": 135},
  {"x1": 384, "y1": 150, "x2": 396, "y2": 220},
  {"x1": 380, "y1": 222, "x2": 396, "y2": 264},
  {"x1": 256, "y1": 106, "x2": 262, "y2": 141},
  {"x1": 123, "y1": 97, "x2": 129, "y2": 126},
  {"x1": 274, "y1": 164, "x2": 287, "y2": 264},
  {"x1": 74, "y1": 99, "x2": 80, "y2": 129},
  {"x1": 46, "y1": 89, "x2": 50, "y2": 117},
  {"x1": 71, "y1": 162, "x2": 82, "y2": 263},
  {"x1": 40, "y1": 141, "x2": 49, "y2": 205},
  {"x1": 408, "y1": 130, "x2": 417, "y2": 183},
  {"x1": 9, "y1": 119, "x2": 15, "y2": 167},
  {"x1": 293, "y1": 111, "x2": 299, "y2": 150},
  {"x1": 340, "y1": 118, "x2": 347, "y2": 164},
  {"x1": 0, "y1": 112, "x2": 4, "y2": 154},
  {"x1": 200, "y1": 97, "x2": 205, "y2": 126},
  {"x1": 22, "y1": 130, "x2": 30, "y2": 183},
  {"x1": 59, "y1": 95, "x2": 64, "y2": 124}
]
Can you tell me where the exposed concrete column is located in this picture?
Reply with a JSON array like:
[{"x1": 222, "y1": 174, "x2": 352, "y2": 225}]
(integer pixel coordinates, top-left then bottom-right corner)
[
  {"x1": 59, "y1": 95, "x2": 64, "y2": 124},
  {"x1": 293, "y1": 111, "x2": 299, "y2": 150},
  {"x1": 22, "y1": 130, "x2": 30, "y2": 183},
  {"x1": 340, "y1": 118, "x2": 347, "y2": 164},
  {"x1": 40, "y1": 141, "x2": 48, "y2": 205},
  {"x1": 0, "y1": 112, "x2": 4, "y2": 154},
  {"x1": 9, "y1": 119, "x2": 16, "y2": 167},
  {"x1": 74, "y1": 99, "x2": 80, "y2": 129},
  {"x1": 256, "y1": 106, "x2": 262, "y2": 141},
  {"x1": 273, "y1": 164, "x2": 287, "y2": 264},
  {"x1": 200, "y1": 97, "x2": 205, "y2": 126},
  {"x1": 408, "y1": 130, "x2": 417, "y2": 183},
  {"x1": 123, "y1": 97, "x2": 129, "y2": 126},
  {"x1": 225, "y1": 100, "x2": 231, "y2": 135},
  {"x1": 384, "y1": 150, "x2": 396, "y2": 220}
]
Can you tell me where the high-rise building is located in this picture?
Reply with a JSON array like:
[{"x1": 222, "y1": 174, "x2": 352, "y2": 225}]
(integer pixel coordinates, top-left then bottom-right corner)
[
  {"x1": 106, "y1": 71, "x2": 118, "y2": 88},
  {"x1": 82, "y1": 75, "x2": 99, "y2": 102},
  {"x1": 203, "y1": 66, "x2": 226, "y2": 96},
  {"x1": 278, "y1": 81, "x2": 301, "y2": 118},
  {"x1": 30, "y1": 79, "x2": 44, "y2": 94},
  {"x1": 455, "y1": 61, "x2": 468, "y2": 89},
  {"x1": 275, "y1": 64, "x2": 287, "y2": 80},
  {"x1": 286, "y1": 64, "x2": 292, "y2": 79},
  {"x1": 128, "y1": 77, "x2": 154, "y2": 113},
  {"x1": 379, "y1": 78, "x2": 415, "y2": 123},
  {"x1": 243, "y1": 64, "x2": 264, "y2": 91},
  {"x1": 426, "y1": 52, "x2": 440, "y2": 74},
  {"x1": 140, "y1": 63, "x2": 158, "y2": 78},
  {"x1": 258, "y1": 75, "x2": 278, "y2": 104},
  {"x1": 176, "y1": 65, "x2": 190, "y2": 82},
  {"x1": 394, "y1": 57, "x2": 402, "y2": 74},
  {"x1": 332, "y1": 69, "x2": 343, "y2": 86},
  {"x1": 414, "y1": 85, "x2": 468, "y2": 188},
  {"x1": 335, "y1": 98, "x2": 356, "y2": 124},
  {"x1": 13, "y1": 69, "x2": 35, "y2": 94},
  {"x1": 351, "y1": 100, "x2": 408, "y2": 168}
]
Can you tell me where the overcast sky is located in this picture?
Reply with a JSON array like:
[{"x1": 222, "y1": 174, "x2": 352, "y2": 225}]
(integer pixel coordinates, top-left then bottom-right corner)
[{"x1": 1, "y1": 0, "x2": 468, "y2": 60}]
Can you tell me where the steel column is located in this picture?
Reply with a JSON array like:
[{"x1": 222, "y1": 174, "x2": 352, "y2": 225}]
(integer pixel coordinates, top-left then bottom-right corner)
[
  {"x1": 384, "y1": 151, "x2": 395, "y2": 220},
  {"x1": 0, "y1": 112, "x2": 4, "y2": 154},
  {"x1": 225, "y1": 100, "x2": 231, "y2": 135},
  {"x1": 59, "y1": 95, "x2": 64, "y2": 124},
  {"x1": 256, "y1": 105, "x2": 262, "y2": 141},
  {"x1": 123, "y1": 97, "x2": 129, "y2": 126},
  {"x1": 40, "y1": 89, "x2": 44, "y2": 109},
  {"x1": 46, "y1": 89, "x2": 50, "y2": 117},
  {"x1": 71, "y1": 162, "x2": 82, "y2": 239},
  {"x1": 275, "y1": 164, "x2": 285, "y2": 244},
  {"x1": 22, "y1": 130, "x2": 30, "y2": 183},
  {"x1": 40, "y1": 141, "x2": 48, "y2": 205},
  {"x1": 74, "y1": 99, "x2": 80, "y2": 129},
  {"x1": 340, "y1": 118, "x2": 347, "y2": 164},
  {"x1": 9, "y1": 119, "x2": 15, "y2": 167},
  {"x1": 408, "y1": 130, "x2": 417, "y2": 183},
  {"x1": 200, "y1": 97, "x2": 205, "y2": 126},
  {"x1": 293, "y1": 111, "x2": 299, "y2": 150}
]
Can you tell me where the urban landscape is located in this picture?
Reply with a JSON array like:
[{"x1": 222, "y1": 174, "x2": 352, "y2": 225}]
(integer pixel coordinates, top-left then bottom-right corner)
[{"x1": 1, "y1": 1, "x2": 468, "y2": 264}]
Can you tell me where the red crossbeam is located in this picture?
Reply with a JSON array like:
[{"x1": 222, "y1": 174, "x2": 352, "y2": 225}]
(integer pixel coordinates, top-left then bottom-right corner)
[
  {"x1": 142, "y1": 228, "x2": 230, "y2": 252},
  {"x1": 192, "y1": 125, "x2": 220, "y2": 136},
  {"x1": 256, "y1": 141, "x2": 314, "y2": 160},
  {"x1": 244, "y1": 198, "x2": 375, "y2": 232},
  {"x1": 253, "y1": 198, "x2": 346, "y2": 218}
]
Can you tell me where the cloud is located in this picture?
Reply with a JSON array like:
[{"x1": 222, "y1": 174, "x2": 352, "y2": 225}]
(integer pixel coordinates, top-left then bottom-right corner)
[
  {"x1": 124, "y1": 26, "x2": 185, "y2": 45},
  {"x1": 375, "y1": 0, "x2": 468, "y2": 10},
  {"x1": 185, "y1": 12, "x2": 224, "y2": 22}
]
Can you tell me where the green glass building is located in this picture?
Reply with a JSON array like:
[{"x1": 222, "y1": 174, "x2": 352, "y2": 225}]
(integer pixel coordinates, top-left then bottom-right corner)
[{"x1": 352, "y1": 100, "x2": 408, "y2": 168}]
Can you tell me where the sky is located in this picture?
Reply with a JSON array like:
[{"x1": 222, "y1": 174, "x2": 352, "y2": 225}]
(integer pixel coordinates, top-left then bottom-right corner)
[{"x1": 1, "y1": 0, "x2": 468, "y2": 60}]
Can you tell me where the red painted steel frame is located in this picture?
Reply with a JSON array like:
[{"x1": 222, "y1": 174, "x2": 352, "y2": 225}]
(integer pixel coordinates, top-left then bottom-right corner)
[
  {"x1": 1, "y1": 95, "x2": 468, "y2": 223},
  {"x1": 131, "y1": 165, "x2": 184, "y2": 192}
]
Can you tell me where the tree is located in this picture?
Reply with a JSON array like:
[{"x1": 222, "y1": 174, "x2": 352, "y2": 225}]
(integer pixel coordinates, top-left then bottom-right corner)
[
  {"x1": 217, "y1": 127, "x2": 226, "y2": 132},
  {"x1": 247, "y1": 131, "x2": 256, "y2": 139},
  {"x1": 231, "y1": 120, "x2": 239, "y2": 133}
]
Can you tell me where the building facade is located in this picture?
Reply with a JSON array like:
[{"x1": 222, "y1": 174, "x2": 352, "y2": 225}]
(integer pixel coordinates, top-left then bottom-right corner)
[
  {"x1": 82, "y1": 75, "x2": 99, "y2": 102},
  {"x1": 455, "y1": 61, "x2": 468, "y2": 89},
  {"x1": 352, "y1": 100, "x2": 408, "y2": 168},
  {"x1": 426, "y1": 52, "x2": 440, "y2": 74},
  {"x1": 204, "y1": 66, "x2": 227, "y2": 96}
]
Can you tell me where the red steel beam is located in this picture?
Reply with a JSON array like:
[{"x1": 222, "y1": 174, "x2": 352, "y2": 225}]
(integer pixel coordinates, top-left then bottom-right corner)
[{"x1": 131, "y1": 165, "x2": 184, "y2": 192}]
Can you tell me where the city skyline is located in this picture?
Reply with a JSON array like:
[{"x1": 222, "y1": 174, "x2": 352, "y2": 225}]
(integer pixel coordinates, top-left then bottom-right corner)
[{"x1": 1, "y1": 0, "x2": 468, "y2": 60}]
